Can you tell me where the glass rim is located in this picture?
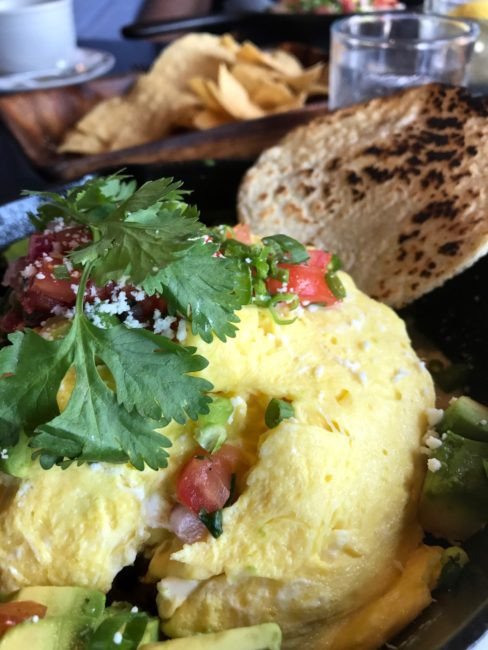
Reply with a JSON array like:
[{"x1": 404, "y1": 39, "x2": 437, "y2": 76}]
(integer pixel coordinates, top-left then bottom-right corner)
[{"x1": 331, "y1": 11, "x2": 480, "y2": 49}]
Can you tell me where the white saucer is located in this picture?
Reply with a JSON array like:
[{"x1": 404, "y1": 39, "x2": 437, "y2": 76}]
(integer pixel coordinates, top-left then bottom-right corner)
[{"x1": 0, "y1": 47, "x2": 115, "y2": 93}]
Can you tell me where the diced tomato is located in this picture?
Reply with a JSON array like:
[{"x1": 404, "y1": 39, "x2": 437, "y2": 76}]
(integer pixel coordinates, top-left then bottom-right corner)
[
  {"x1": 305, "y1": 249, "x2": 331, "y2": 270},
  {"x1": 51, "y1": 227, "x2": 91, "y2": 253},
  {"x1": 27, "y1": 227, "x2": 91, "y2": 262},
  {"x1": 28, "y1": 233, "x2": 55, "y2": 262},
  {"x1": 267, "y1": 263, "x2": 338, "y2": 306},
  {"x1": 0, "y1": 601, "x2": 47, "y2": 638},
  {"x1": 26, "y1": 259, "x2": 77, "y2": 309},
  {"x1": 230, "y1": 224, "x2": 252, "y2": 245},
  {"x1": 177, "y1": 444, "x2": 244, "y2": 514}
]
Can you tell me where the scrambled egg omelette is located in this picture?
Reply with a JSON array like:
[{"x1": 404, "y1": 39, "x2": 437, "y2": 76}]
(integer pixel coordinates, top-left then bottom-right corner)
[{"x1": 0, "y1": 270, "x2": 438, "y2": 647}]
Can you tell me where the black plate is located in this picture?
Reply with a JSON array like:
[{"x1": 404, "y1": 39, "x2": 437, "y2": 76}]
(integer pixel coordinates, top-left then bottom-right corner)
[{"x1": 0, "y1": 161, "x2": 487, "y2": 649}]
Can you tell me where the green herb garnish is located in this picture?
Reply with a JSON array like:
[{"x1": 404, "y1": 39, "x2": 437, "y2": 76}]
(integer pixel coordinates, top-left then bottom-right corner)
[{"x1": 265, "y1": 398, "x2": 295, "y2": 428}]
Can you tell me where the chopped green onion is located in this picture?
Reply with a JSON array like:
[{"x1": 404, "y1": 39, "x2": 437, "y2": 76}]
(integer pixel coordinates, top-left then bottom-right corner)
[
  {"x1": 327, "y1": 253, "x2": 342, "y2": 273},
  {"x1": 265, "y1": 398, "x2": 295, "y2": 428},
  {"x1": 262, "y1": 234, "x2": 309, "y2": 264},
  {"x1": 325, "y1": 271, "x2": 346, "y2": 300},
  {"x1": 53, "y1": 265, "x2": 71, "y2": 280},
  {"x1": 199, "y1": 508, "x2": 223, "y2": 538},
  {"x1": 268, "y1": 293, "x2": 299, "y2": 325},
  {"x1": 254, "y1": 259, "x2": 269, "y2": 278}
]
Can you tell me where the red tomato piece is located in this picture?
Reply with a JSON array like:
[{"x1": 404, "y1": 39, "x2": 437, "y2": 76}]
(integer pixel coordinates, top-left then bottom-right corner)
[
  {"x1": 0, "y1": 601, "x2": 47, "y2": 638},
  {"x1": 177, "y1": 445, "x2": 243, "y2": 514},
  {"x1": 28, "y1": 259, "x2": 77, "y2": 306},
  {"x1": 28, "y1": 233, "x2": 55, "y2": 262},
  {"x1": 267, "y1": 263, "x2": 338, "y2": 306},
  {"x1": 52, "y1": 226, "x2": 91, "y2": 253},
  {"x1": 230, "y1": 224, "x2": 252, "y2": 244},
  {"x1": 305, "y1": 249, "x2": 331, "y2": 270}
]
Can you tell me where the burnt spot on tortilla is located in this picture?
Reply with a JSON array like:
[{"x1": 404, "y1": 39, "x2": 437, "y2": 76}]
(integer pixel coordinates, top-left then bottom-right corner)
[
  {"x1": 438, "y1": 241, "x2": 462, "y2": 256},
  {"x1": 327, "y1": 157, "x2": 341, "y2": 172},
  {"x1": 426, "y1": 149, "x2": 456, "y2": 162},
  {"x1": 363, "y1": 145, "x2": 382, "y2": 156},
  {"x1": 275, "y1": 185, "x2": 287, "y2": 196},
  {"x1": 421, "y1": 169, "x2": 445, "y2": 189},
  {"x1": 411, "y1": 200, "x2": 458, "y2": 224},
  {"x1": 299, "y1": 168, "x2": 313, "y2": 178},
  {"x1": 299, "y1": 184, "x2": 316, "y2": 197},
  {"x1": 427, "y1": 261, "x2": 437, "y2": 270},
  {"x1": 397, "y1": 249, "x2": 407, "y2": 262},
  {"x1": 426, "y1": 117, "x2": 463, "y2": 130},
  {"x1": 466, "y1": 145, "x2": 477, "y2": 156},
  {"x1": 420, "y1": 269, "x2": 432, "y2": 278},
  {"x1": 363, "y1": 166, "x2": 394, "y2": 183},
  {"x1": 351, "y1": 189, "x2": 365, "y2": 202},
  {"x1": 346, "y1": 171, "x2": 362, "y2": 185},
  {"x1": 398, "y1": 229, "x2": 420, "y2": 244},
  {"x1": 411, "y1": 282, "x2": 419, "y2": 290},
  {"x1": 258, "y1": 192, "x2": 268, "y2": 201},
  {"x1": 414, "y1": 251, "x2": 424, "y2": 262}
]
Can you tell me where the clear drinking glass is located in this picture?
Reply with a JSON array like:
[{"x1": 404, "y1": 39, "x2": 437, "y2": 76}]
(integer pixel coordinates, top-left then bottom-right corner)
[
  {"x1": 329, "y1": 12, "x2": 479, "y2": 109},
  {"x1": 424, "y1": 0, "x2": 488, "y2": 87}
]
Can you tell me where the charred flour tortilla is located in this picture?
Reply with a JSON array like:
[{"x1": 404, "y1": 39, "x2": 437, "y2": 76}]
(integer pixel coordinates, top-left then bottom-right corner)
[{"x1": 238, "y1": 84, "x2": 488, "y2": 307}]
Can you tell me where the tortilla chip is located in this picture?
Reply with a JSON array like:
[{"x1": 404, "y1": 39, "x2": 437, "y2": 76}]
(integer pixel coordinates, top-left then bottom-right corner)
[
  {"x1": 210, "y1": 64, "x2": 265, "y2": 120},
  {"x1": 250, "y1": 79, "x2": 296, "y2": 110},
  {"x1": 57, "y1": 130, "x2": 106, "y2": 155},
  {"x1": 191, "y1": 108, "x2": 234, "y2": 130},
  {"x1": 237, "y1": 42, "x2": 302, "y2": 75}
]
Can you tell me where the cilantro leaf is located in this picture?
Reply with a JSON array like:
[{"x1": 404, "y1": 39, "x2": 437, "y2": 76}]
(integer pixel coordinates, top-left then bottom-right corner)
[
  {"x1": 144, "y1": 242, "x2": 250, "y2": 343},
  {"x1": 70, "y1": 179, "x2": 202, "y2": 287},
  {"x1": 31, "y1": 339, "x2": 170, "y2": 471},
  {"x1": 0, "y1": 306, "x2": 213, "y2": 469},
  {"x1": 0, "y1": 329, "x2": 73, "y2": 443},
  {"x1": 24, "y1": 173, "x2": 136, "y2": 230},
  {"x1": 88, "y1": 323, "x2": 212, "y2": 423}
]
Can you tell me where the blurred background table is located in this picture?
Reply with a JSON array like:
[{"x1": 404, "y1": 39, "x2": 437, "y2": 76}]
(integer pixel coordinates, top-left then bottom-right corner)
[{"x1": 0, "y1": 38, "x2": 158, "y2": 206}]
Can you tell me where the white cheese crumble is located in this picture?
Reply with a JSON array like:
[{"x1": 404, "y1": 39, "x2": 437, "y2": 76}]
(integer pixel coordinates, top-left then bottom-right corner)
[
  {"x1": 113, "y1": 631, "x2": 123, "y2": 645},
  {"x1": 35, "y1": 272, "x2": 46, "y2": 280},
  {"x1": 31, "y1": 615, "x2": 40, "y2": 623},
  {"x1": 153, "y1": 311, "x2": 176, "y2": 337},
  {"x1": 307, "y1": 304, "x2": 321, "y2": 313},
  {"x1": 131, "y1": 289, "x2": 146, "y2": 302},
  {"x1": 480, "y1": 419, "x2": 488, "y2": 426},
  {"x1": 425, "y1": 435, "x2": 442, "y2": 450},
  {"x1": 130, "y1": 606, "x2": 139, "y2": 613},
  {"x1": 176, "y1": 318, "x2": 187, "y2": 342},
  {"x1": 361, "y1": 340, "x2": 372, "y2": 351},
  {"x1": 427, "y1": 458, "x2": 442, "y2": 472},
  {"x1": 0, "y1": 449, "x2": 8, "y2": 459},
  {"x1": 50, "y1": 305, "x2": 74, "y2": 320},
  {"x1": 124, "y1": 313, "x2": 146, "y2": 329},
  {"x1": 315, "y1": 365, "x2": 325, "y2": 379},
  {"x1": 21, "y1": 263, "x2": 36, "y2": 279},
  {"x1": 426, "y1": 408, "x2": 444, "y2": 426}
]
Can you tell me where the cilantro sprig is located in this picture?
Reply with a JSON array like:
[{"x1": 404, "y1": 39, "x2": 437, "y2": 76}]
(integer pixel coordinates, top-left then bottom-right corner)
[
  {"x1": 0, "y1": 174, "x2": 251, "y2": 470},
  {"x1": 0, "y1": 263, "x2": 212, "y2": 470},
  {"x1": 0, "y1": 174, "x2": 318, "y2": 471}
]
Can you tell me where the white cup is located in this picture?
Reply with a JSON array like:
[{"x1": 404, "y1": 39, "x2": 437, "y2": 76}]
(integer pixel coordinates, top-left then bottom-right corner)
[{"x1": 0, "y1": 0, "x2": 76, "y2": 74}]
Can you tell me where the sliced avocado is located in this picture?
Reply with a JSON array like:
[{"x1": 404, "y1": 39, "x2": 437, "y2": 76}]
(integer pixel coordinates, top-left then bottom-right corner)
[
  {"x1": 0, "y1": 615, "x2": 94, "y2": 649},
  {"x1": 420, "y1": 430, "x2": 488, "y2": 540},
  {"x1": 10, "y1": 586, "x2": 105, "y2": 618},
  {"x1": 437, "y1": 396, "x2": 488, "y2": 443},
  {"x1": 144, "y1": 623, "x2": 282, "y2": 650},
  {"x1": 0, "y1": 430, "x2": 33, "y2": 478},
  {"x1": 140, "y1": 618, "x2": 159, "y2": 644}
]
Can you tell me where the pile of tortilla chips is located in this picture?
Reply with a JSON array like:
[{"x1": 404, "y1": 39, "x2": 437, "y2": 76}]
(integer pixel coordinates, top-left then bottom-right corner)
[{"x1": 59, "y1": 33, "x2": 327, "y2": 155}]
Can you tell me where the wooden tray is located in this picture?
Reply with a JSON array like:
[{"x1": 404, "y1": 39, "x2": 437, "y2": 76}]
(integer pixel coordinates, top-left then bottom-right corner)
[{"x1": 0, "y1": 43, "x2": 329, "y2": 182}]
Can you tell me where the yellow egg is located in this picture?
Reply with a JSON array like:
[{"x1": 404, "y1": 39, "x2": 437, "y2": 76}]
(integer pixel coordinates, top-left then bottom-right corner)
[
  {"x1": 156, "y1": 273, "x2": 434, "y2": 643},
  {"x1": 0, "y1": 271, "x2": 434, "y2": 648}
]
